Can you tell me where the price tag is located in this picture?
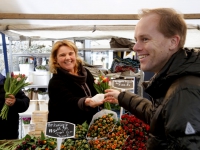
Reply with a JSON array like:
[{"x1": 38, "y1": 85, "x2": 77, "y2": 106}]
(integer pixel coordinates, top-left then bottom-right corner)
[
  {"x1": 46, "y1": 121, "x2": 75, "y2": 150},
  {"x1": 46, "y1": 121, "x2": 75, "y2": 138},
  {"x1": 112, "y1": 80, "x2": 134, "y2": 90}
]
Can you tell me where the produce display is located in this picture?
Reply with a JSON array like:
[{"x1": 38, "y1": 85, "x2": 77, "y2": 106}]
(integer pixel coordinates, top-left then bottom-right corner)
[
  {"x1": 87, "y1": 113, "x2": 116, "y2": 139},
  {"x1": 61, "y1": 139, "x2": 90, "y2": 150},
  {"x1": 0, "y1": 113, "x2": 150, "y2": 150},
  {"x1": 89, "y1": 122, "x2": 128, "y2": 149},
  {"x1": 61, "y1": 112, "x2": 149, "y2": 150},
  {"x1": 120, "y1": 114, "x2": 150, "y2": 150},
  {"x1": 0, "y1": 132, "x2": 57, "y2": 150},
  {"x1": 75, "y1": 121, "x2": 89, "y2": 139}
]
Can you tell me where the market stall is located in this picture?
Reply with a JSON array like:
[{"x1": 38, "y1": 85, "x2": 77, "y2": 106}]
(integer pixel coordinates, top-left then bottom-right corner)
[{"x1": 0, "y1": 0, "x2": 200, "y2": 149}]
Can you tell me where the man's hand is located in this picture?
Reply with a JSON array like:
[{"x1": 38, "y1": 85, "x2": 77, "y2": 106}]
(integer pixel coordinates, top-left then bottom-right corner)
[{"x1": 104, "y1": 89, "x2": 120, "y2": 104}]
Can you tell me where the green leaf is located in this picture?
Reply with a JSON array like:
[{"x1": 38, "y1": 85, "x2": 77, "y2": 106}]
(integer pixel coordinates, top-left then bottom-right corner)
[
  {"x1": 41, "y1": 131, "x2": 45, "y2": 141},
  {"x1": 42, "y1": 144, "x2": 46, "y2": 148},
  {"x1": 24, "y1": 134, "x2": 31, "y2": 140},
  {"x1": 82, "y1": 121, "x2": 89, "y2": 129}
]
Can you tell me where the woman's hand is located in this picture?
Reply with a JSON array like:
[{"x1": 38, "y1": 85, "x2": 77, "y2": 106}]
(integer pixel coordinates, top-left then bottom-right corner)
[
  {"x1": 85, "y1": 97, "x2": 104, "y2": 108},
  {"x1": 104, "y1": 89, "x2": 120, "y2": 104},
  {"x1": 5, "y1": 94, "x2": 16, "y2": 106}
]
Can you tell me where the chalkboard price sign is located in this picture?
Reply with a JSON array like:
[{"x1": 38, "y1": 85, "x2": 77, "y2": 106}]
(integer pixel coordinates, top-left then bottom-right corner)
[
  {"x1": 46, "y1": 121, "x2": 75, "y2": 138},
  {"x1": 112, "y1": 80, "x2": 134, "y2": 90}
]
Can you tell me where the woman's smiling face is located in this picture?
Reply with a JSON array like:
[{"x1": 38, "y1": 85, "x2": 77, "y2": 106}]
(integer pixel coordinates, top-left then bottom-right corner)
[
  {"x1": 56, "y1": 45, "x2": 76, "y2": 74},
  {"x1": 133, "y1": 14, "x2": 174, "y2": 73}
]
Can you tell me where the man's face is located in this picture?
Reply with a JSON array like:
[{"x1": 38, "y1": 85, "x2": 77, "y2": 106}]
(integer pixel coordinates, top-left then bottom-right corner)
[{"x1": 133, "y1": 14, "x2": 173, "y2": 73}]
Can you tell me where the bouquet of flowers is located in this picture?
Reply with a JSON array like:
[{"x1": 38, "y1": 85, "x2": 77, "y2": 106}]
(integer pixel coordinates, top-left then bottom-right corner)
[
  {"x1": 22, "y1": 117, "x2": 31, "y2": 124},
  {"x1": 0, "y1": 73, "x2": 31, "y2": 120},
  {"x1": 94, "y1": 74, "x2": 111, "y2": 110},
  {"x1": 121, "y1": 114, "x2": 150, "y2": 150}
]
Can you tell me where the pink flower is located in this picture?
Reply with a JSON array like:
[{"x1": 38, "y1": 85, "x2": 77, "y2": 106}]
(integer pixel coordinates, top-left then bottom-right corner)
[
  {"x1": 94, "y1": 79, "x2": 99, "y2": 84},
  {"x1": 17, "y1": 77, "x2": 21, "y2": 81},
  {"x1": 22, "y1": 117, "x2": 31, "y2": 124}
]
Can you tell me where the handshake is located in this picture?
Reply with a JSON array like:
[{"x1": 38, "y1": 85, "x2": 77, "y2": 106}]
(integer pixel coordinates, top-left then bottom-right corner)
[{"x1": 85, "y1": 89, "x2": 120, "y2": 108}]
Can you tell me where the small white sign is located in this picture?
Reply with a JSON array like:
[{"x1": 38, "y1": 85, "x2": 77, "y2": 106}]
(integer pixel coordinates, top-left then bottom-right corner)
[
  {"x1": 112, "y1": 80, "x2": 134, "y2": 90},
  {"x1": 29, "y1": 124, "x2": 35, "y2": 131}
]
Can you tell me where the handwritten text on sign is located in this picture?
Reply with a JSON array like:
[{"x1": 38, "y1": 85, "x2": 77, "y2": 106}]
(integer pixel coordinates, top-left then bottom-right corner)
[
  {"x1": 112, "y1": 80, "x2": 134, "y2": 89},
  {"x1": 46, "y1": 121, "x2": 75, "y2": 138}
]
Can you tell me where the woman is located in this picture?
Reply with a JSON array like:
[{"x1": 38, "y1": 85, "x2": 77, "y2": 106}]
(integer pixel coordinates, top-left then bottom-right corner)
[
  {"x1": 0, "y1": 73, "x2": 30, "y2": 140},
  {"x1": 48, "y1": 40, "x2": 103, "y2": 125}
]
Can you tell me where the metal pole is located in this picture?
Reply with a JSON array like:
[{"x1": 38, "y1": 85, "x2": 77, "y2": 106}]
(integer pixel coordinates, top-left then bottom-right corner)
[
  {"x1": 9, "y1": 38, "x2": 13, "y2": 72},
  {"x1": 0, "y1": 32, "x2": 9, "y2": 74}
]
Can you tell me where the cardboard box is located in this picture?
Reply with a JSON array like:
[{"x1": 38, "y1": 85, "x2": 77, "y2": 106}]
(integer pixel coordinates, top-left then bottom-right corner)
[
  {"x1": 31, "y1": 111, "x2": 48, "y2": 122},
  {"x1": 32, "y1": 110, "x2": 48, "y2": 114},
  {"x1": 31, "y1": 114, "x2": 48, "y2": 122},
  {"x1": 33, "y1": 122, "x2": 46, "y2": 131},
  {"x1": 28, "y1": 130, "x2": 44, "y2": 137},
  {"x1": 28, "y1": 131, "x2": 44, "y2": 135}
]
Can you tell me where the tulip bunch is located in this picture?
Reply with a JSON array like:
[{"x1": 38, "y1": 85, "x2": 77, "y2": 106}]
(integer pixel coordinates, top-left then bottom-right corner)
[
  {"x1": 94, "y1": 74, "x2": 111, "y2": 110},
  {"x1": 87, "y1": 113, "x2": 116, "y2": 139},
  {"x1": 89, "y1": 122, "x2": 128, "y2": 149},
  {"x1": 61, "y1": 139, "x2": 90, "y2": 150},
  {"x1": 121, "y1": 114, "x2": 150, "y2": 150},
  {"x1": 75, "y1": 121, "x2": 89, "y2": 139},
  {"x1": 0, "y1": 73, "x2": 31, "y2": 120}
]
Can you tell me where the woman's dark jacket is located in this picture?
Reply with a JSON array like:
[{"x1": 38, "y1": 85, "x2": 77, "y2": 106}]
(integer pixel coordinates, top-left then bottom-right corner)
[
  {"x1": 48, "y1": 65, "x2": 98, "y2": 125},
  {"x1": 0, "y1": 77, "x2": 30, "y2": 140},
  {"x1": 118, "y1": 48, "x2": 200, "y2": 149}
]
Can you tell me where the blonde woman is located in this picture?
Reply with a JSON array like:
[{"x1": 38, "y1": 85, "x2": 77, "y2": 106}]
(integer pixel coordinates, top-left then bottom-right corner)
[{"x1": 48, "y1": 40, "x2": 103, "y2": 125}]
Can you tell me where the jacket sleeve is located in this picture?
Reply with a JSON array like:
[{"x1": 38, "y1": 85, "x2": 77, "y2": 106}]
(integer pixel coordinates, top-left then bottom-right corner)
[
  {"x1": 78, "y1": 97, "x2": 93, "y2": 111},
  {"x1": 163, "y1": 87, "x2": 200, "y2": 149},
  {"x1": 12, "y1": 89, "x2": 30, "y2": 113},
  {"x1": 118, "y1": 91, "x2": 152, "y2": 124},
  {"x1": 85, "y1": 68, "x2": 98, "y2": 96}
]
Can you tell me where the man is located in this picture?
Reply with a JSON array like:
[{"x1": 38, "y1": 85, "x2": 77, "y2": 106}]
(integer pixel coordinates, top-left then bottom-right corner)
[{"x1": 104, "y1": 8, "x2": 200, "y2": 149}]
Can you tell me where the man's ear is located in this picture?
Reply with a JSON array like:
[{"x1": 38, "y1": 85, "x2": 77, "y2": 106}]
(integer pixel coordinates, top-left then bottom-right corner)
[{"x1": 169, "y1": 35, "x2": 180, "y2": 51}]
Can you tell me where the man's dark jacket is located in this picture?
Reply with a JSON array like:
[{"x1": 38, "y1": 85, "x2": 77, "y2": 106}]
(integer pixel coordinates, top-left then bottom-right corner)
[
  {"x1": 118, "y1": 48, "x2": 200, "y2": 149},
  {"x1": 0, "y1": 77, "x2": 30, "y2": 140},
  {"x1": 48, "y1": 65, "x2": 98, "y2": 125}
]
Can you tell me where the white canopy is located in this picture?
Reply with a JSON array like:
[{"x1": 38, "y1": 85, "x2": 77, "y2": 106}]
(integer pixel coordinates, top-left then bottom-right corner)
[{"x1": 0, "y1": 0, "x2": 200, "y2": 47}]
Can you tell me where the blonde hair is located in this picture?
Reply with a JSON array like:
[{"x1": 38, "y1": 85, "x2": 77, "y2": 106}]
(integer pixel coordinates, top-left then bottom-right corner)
[
  {"x1": 139, "y1": 8, "x2": 187, "y2": 48},
  {"x1": 49, "y1": 40, "x2": 83, "y2": 74}
]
